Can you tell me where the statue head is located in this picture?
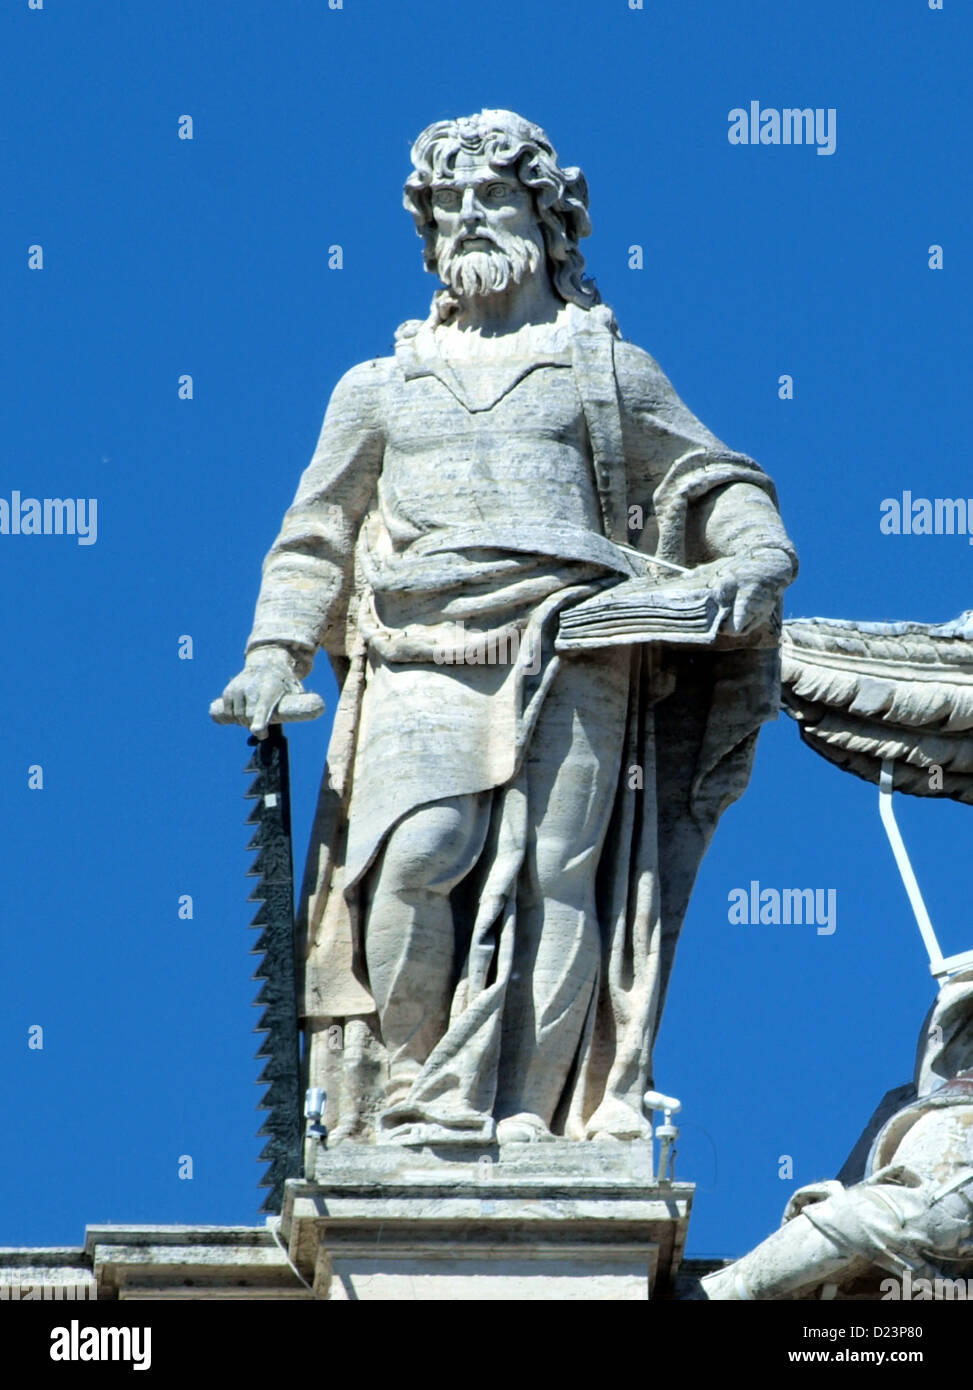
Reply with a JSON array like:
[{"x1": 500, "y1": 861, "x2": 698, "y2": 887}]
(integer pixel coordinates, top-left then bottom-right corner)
[{"x1": 403, "y1": 109, "x2": 600, "y2": 323}]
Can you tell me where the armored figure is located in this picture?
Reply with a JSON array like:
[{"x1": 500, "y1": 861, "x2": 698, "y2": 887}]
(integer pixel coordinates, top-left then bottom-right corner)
[{"x1": 703, "y1": 970, "x2": 973, "y2": 1299}]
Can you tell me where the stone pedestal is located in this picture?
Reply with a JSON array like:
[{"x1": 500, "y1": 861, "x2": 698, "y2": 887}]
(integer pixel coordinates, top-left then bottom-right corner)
[{"x1": 280, "y1": 1141, "x2": 694, "y2": 1301}]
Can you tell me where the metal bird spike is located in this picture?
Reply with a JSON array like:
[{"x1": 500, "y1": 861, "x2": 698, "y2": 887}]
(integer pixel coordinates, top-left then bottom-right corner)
[{"x1": 243, "y1": 726, "x2": 302, "y2": 1212}]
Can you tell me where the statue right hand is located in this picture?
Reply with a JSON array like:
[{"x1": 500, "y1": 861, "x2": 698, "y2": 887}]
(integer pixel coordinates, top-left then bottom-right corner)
[
  {"x1": 220, "y1": 647, "x2": 304, "y2": 740},
  {"x1": 782, "y1": 1180, "x2": 844, "y2": 1222}
]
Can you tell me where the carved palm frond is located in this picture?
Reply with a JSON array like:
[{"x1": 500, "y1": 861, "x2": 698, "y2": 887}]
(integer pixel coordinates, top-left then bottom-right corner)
[{"x1": 780, "y1": 613, "x2": 973, "y2": 803}]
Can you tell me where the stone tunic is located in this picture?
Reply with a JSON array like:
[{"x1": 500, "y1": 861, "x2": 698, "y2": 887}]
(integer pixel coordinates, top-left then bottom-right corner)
[{"x1": 245, "y1": 302, "x2": 796, "y2": 1140}]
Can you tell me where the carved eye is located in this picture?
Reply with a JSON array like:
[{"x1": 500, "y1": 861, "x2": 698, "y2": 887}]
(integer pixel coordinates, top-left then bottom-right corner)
[
  {"x1": 433, "y1": 188, "x2": 460, "y2": 209},
  {"x1": 486, "y1": 182, "x2": 510, "y2": 201}
]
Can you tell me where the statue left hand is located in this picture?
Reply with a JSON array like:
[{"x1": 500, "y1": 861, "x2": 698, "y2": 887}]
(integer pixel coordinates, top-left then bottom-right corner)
[{"x1": 691, "y1": 548, "x2": 794, "y2": 636}]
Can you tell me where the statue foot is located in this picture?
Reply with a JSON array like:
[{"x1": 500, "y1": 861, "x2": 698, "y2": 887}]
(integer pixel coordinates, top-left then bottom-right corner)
[
  {"x1": 584, "y1": 1098, "x2": 651, "y2": 1142},
  {"x1": 325, "y1": 1123, "x2": 357, "y2": 1147},
  {"x1": 380, "y1": 1116, "x2": 496, "y2": 1146},
  {"x1": 496, "y1": 1112, "x2": 555, "y2": 1146}
]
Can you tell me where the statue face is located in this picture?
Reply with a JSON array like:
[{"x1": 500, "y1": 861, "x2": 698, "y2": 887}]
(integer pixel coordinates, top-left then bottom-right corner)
[{"x1": 429, "y1": 151, "x2": 545, "y2": 300}]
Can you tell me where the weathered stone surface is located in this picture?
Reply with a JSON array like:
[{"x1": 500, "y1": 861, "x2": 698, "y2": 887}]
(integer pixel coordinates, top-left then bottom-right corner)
[
  {"x1": 781, "y1": 612, "x2": 973, "y2": 802},
  {"x1": 218, "y1": 108, "x2": 797, "y2": 1151},
  {"x1": 281, "y1": 1143, "x2": 693, "y2": 1301},
  {"x1": 0, "y1": 1227, "x2": 312, "y2": 1300},
  {"x1": 0, "y1": 1248, "x2": 97, "y2": 1300}
]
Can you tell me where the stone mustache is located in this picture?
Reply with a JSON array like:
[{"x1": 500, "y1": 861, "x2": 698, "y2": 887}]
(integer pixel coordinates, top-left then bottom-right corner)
[{"x1": 220, "y1": 109, "x2": 797, "y2": 1148}]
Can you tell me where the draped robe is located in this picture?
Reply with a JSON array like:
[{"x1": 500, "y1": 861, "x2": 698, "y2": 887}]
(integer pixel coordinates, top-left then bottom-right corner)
[{"x1": 245, "y1": 301, "x2": 796, "y2": 1143}]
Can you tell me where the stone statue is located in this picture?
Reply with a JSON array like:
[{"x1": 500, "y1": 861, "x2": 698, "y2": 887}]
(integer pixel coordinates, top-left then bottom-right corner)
[
  {"x1": 782, "y1": 612, "x2": 973, "y2": 803},
  {"x1": 697, "y1": 608, "x2": 973, "y2": 1297},
  {"x1": 702, "y1": 969, "x2": 973, "y2": 1300},
  {"x1": 220, "y1": 109, "x2": 797, "y2": 1148}
]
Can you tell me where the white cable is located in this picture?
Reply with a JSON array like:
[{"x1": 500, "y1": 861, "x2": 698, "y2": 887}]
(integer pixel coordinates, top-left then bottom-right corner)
[
  {"x1": 878, "y1": 760, "x2": 945, "y2": 975},
  {"x1": 268, "y1": 1215, "x2": 319, "y2": 1297}
]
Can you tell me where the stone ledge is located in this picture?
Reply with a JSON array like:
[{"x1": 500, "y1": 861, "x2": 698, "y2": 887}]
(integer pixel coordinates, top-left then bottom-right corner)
[
  {"x1": 283, "y1": 1142, "x2": 694, "y2": 1300},
  {"x1": 0, "y1": 1146, "x2": 696, "y2": 1300},
  {"x1": 0, "y1": 1227, "x2": 312, "y2": 1301}
]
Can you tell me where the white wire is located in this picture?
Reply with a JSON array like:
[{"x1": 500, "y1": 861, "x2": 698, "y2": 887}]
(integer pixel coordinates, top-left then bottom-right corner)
[{"x1": 268, "y1": 1215, "x2": 320, "y2": 1297}]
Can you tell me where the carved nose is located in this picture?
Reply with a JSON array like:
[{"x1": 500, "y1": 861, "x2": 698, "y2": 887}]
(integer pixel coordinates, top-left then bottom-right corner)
[{"x1": 460, "y1": 187, "x2": 479, "y2": 221}]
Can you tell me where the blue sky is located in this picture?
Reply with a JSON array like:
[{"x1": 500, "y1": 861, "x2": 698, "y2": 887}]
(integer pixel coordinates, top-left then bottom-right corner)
[{"x1": 1, "y1": 0, "x2": 969, "y2": 1259}]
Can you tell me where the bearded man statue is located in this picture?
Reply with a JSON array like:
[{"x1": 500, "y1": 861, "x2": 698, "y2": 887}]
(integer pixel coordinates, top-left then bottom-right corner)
[{"x1": 220, "y1": 109, "x2": 798, "y2": 1148}]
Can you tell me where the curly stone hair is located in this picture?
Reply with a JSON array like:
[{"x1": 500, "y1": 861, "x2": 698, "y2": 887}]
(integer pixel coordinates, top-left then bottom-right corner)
[{"x1": 403, "y1": 109, "x2": 600, "y2": 323}]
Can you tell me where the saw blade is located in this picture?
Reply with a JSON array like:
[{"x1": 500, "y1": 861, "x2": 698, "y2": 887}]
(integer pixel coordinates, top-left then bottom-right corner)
[{"x1": 243, "y1": 727, "x2": 302, "y2": 1213}]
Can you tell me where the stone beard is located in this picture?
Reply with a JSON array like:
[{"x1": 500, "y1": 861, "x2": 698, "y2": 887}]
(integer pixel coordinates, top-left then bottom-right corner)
[
  {"x1": 227, "y1": 108, "x2": 797, "y2": 1150},
  {"x1": 436, "y1": 223, "x2": 543, "y2": 299}
]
